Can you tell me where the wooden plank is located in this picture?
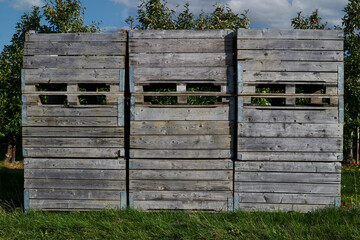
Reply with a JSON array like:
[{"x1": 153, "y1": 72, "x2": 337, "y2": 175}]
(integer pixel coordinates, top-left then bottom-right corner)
[
  {"x1": 243, "y1": 71, "x2": 337, "y2": 83},
  {"x1": 237, "y1": 193, "x2": 336, "y2": 205},
  {"x1": 28, "y1": 189, "x2": 121, "y2": 200},
  {"x1": 25, "y1": 179, "x2": 126, "y2": 190},
  {"x1": 23, "y1": 56, "x2": 125, "y2": 69},
  {"x1": 24, "y1": 158, "x2": 125, "y2": 169},
  {"x1": 131, "y1": 121, "x2": 231, "y2": 135},
  {"x1": 131, "y1": 191, "x2": 232, "y2": 201},
  {"x1": 26, "y1": 117, "x2": 118, "y2": 126},
  {"x1": 131, "y1": 150, "x2": 232, "y2": 159},
  {"x1": 24, "y1": 42, "x2": 126, "y2": 55},
  {"x1": 27, "y1": 106, "x2": 118, "y2": 117},
  {"x1": 25, "y1": 169, "x2": 125, "y2": 180},
  {"x1": 133, "y1": 200, "x2": 227, "y2": 211},
  {"x1": 239, "y1": 61, "x2": 339, "y2": 72},
  {"x1": 238, "y1": 123, "x2": 342, "y2": 138},
  {"x1": 237, "y1": 39, "x2": 343, "y2": 51},
  {"x1": 29, "y1": 199, "x2": 120, "y2": 209},
  {"x1": 133, "y1": 67, "x2": 228, "y2": 82},
  {"x1": 134, "y1": 106, "x2": 232, "y2": 121},
  {"x1": 242, "y1": 108, "x2": 339, "y2": 123},
  {"x1": 23, "y1": 127, "x2": 124, "y2": 137},
  {"x1": 130, "y1": 39, "x2": 232, "y2": 53},
  {"x1": 130, "y1": 159, "x2": 232, "y2": 170},
  {"x1": 235, "y1": 182, "x2": 340, "y2": 194},
  {"x1": 238, "y1": 50, "x2": 343, "y2": 61},
  {"x1": 24, "y1": 69, "x2": 122, "y2": 84},
  {"x1": 130, "y1": 53, "x2": 233, "y2": 67},
  {"x1": 27, "y1": 32, "x2": 127, "y2": 42},
  {"x1": 130, "y1": 180, "x2": 232, "y2": 191},
  {"x1": 235, "y1": 172, "x2": 340, "y2": 183},
  {"x1": 130, "y1": 30, "x2": 231, "y2": 39},
  {"x1": 23, "y1": 137, "x2": 124, "y2": 148},
  {"x1": 239, "y1": 152, "x2": 340, "y2": 161},
  {"x1": 131, "y1": 135, "x2": 231, "y2": 149},
  {"x1": 24, "y1": 148, "x2": 120, "y2": 158},
  {"x1": 130, "y1": 170, "x2": 232, "y2": 181},
  {"x1": 237, "y1": 29, "x2": 343, "y2": 40},
  {"x1": 235, "y1": 162, "x2": 341, "y2": 173},
  {"x1": 237, "y1": 203, "x2": 332, "y2": 212},
  {"x1": 237, "y1": 137, "x2": 342, "y2": 152}
]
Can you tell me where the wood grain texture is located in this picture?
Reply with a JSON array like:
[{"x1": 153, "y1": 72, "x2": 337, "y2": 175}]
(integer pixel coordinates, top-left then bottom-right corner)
[
  {"x1": 238, "y1": 50, "x2": 343, "y2": 61},
  {"x1": 237, "y1": 29, "x2": 343, "y2": 40},
  {"x1": 26, "y1": 117, "x2": 118, "y2": 126},
  {"x1": 25, "y1": 179, "x2": 126, "y2": 190},
  {"x1": 129, "y1": 159, "x2": 232, "y2": 170},
  {"x1": 28, "y1": 189, "x2": 122, "y2": 200},
  {"x1": 27, "y1": 106, "x2": 118, "y2": 117},
  {"x1": 130, "y1": 30, "x2": 232, "y2": 39},
  {"x1": 235, "y1": 162, "x2": 341, "y2": 173},
  {"x1": 133, "y1": 200, "x2": 228, "y2": 211},
  {"x1": 131, "y1": 190, "x2": 232, "y2": 201},
  {"x1": 130, "y1": 170, "x2": 232, "y2": 181},
  {"x1": 239, "y1": 152, "x2": 340, "y2": 161},
  {"x1": 29, "y1": 199, "x2": 120, "y2": 209},
  {"x1": 24, "y1": 158, "x2": 125, "y2": 169},
  {"x1": 27, "y1": 32, "x2": 127, "y2": 42},
  {"x1": 237, "y1": 203, "x2": 332, "y2": 212},
  {"x1": 23, "y1": 137, "x2": 124, "y2": 148},
  {"x1": 131, "y1": 150, "x2": 232, "y2": 159},
  {"x1": 23, "y1": 127, "x2": 124, "y2": 137},
  {"x1": 25, "y1": 169, "x2": 125, "y2": 180},
  {"x1": 130, "y1": 180, "x2": 232, "y2": 191},
  {"x1": 24, "y1": 148, "x2": 120, "y2": 158},
  {"x1": 235, "y1": 172, "x2": 340, "y2": 183},
  {"x1": 243, "y1": 72, "x2": 337, "y2": 83}
]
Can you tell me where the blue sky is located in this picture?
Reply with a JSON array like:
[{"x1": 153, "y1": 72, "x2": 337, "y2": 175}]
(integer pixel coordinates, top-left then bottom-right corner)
[{"x1": 0, "y1": 0, "x2": 348, "y2": 50}]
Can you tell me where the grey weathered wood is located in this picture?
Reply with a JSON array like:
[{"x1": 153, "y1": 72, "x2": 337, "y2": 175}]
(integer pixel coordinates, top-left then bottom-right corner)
[
  {"x1": 130, "y1": 30, "x2": 232, "y2": 39},
  {"x1": 237, "y1": 29, "x2": 343, "y2": 40},
  {"x1": 130, "y1": 180, "x2": 232, "y2": 191},
  {"x1": 25, "y1": 169, "x2": 125, "y2": 180},
  {"x1": 130, "y1": 53, "x2": 233, "y2": 67},
  {"x1": 131, "y1": 121, "x2": 231, "y2": 135},
  {"x1": 238, "y1": 50, "x2": 343, "y2": 61},
  {"x1": 237, "y1": 203, "x2": 332, "y2": 212},
  {"x1": 239, "y1": 152, "x2": 340, "y2": 161},
  {"x1": 239, "y1": 61, "x2": 339, "y2": 72},
  {"x1": 24, "y1": 158, "x2": 125, "y2": 169},
  {"x1": 237, "y1": 39, "x2": 343, "y2": 51},
  {"x1": 130, "y1": 39, "x2": 232, "y2": 53},
  {"x1": 28, "y1": 189, "x2": 121, "y2": 200},
  {"x1": 23, "y1": 127, "x2": 124, "y2": 137},
  {"x1": 235, "y1": 162, "x2": 341, "y2": 173},
  {"x1": 130, "y1": 159, "x2": 232, "y2": 170},
  {"x1": 133, "y1": 200, "x2": 228, "y2": 211},
  {"x1": 130, "y1": 170, "x2": 232, "y2": 180},
  {"x1": 24, "y1": 42, "x2": 126, "y2": 55},
  {"x1": 235, "y1": 182, "x2": 340, "y2": 194},
  {"x1": 26, "y1": 117, "x2": 118, "y2": 126},
  {"x1": 134, "y1": 106, "x2": 232, "y2": 121},
  {"x1": 243, "y1": 71, "x2": 337, "y2": 83},
  {"x1": 23, "y1": 137, "x2": 124, "y2": 148},
  {"x1": 29, "y1": 199, "x2": 120, "y2": 209},
  {"x1": 27, "y1": 32, "x2": 127, "y2": 42},
  {"x1": 238, "y1": 123, "x2": 342, "y2": 138},
  {"x1": 23, "y1": 56, "x2": 125, "y2": 69},
  {"x1": 131, "y1": 149, "x2": 232, "y2": 159},
  {"x1": 237, "y1": 137, "x2": 342, "y2": 152},
  {"x1": 235, "y1": 172, "x2": 340, "y2": 183},
  {"x1": 25, "y1": 179, "x2": 126, "y2": 190},
  {"x1": 27, "y1": 106, "x2": 118, "y2": 117},
  {"x1": 131, "y1": 191, "x2": 232, "y2": 201},
  {"x1": 131, "y1": 135, "x2": 230, "y2": 149},
  {"x1": 24, "y1": 148, "x2": 120, "y2": 158},
  {"x1": 133, "y1": 67, "x2": 229, "y2": 82}
]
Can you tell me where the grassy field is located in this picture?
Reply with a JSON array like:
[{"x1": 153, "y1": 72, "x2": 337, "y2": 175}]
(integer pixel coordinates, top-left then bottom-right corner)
[{"x1": 0, "y1": 161, "x2": 360, "y2": 239}]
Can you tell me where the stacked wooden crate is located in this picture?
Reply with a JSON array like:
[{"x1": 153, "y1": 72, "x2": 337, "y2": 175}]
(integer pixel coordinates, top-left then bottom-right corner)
[
  {"x1": 235, "y1": 29, "x2": 344, "y2": 212},
  {"x1": 128, "y1": 30, "x2": 235, "y2": 210},
  {"x1": 22, "y1": 31, "x2": 127, "y2": 210}
]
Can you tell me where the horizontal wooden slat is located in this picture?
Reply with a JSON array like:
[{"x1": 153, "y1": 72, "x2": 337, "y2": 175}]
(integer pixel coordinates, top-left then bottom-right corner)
[
  {"x1": 240, "y1": 61, "x2": 338, "y2": 72},
  {"x1": 131, "y1": 121, "x2": 231, "y2": 135},
  {"x1": 239, "y1": 152, "x2": 340, "y2": 161},
  {"x1": 29, "y1": 199, "x2": 120, "y2": 209},
  {"x1": 24, "y1": 42, "x2": 126, "y2": 55},
  {"x1": 27, "y1": 106, "x2": 118, "y2": 117},
  {"x1": 25, "y1": 179, "x2": 125, "y2": 190},
  {"x1": 237, "y1": 40, "x2": 343, "y2": 51},
  {"x1": 130, "y1": 39, "x2": 232, "y2": 53},
  {"x1": 131, "y1": 149, "x2": 232, "y2": 159},
  {"x1": 133, "y1": 200, "x2": 228, "y2": 211},
  {"x1": 131, "y1": 135, "x2": 231, "y2": 149},
  {"x1": 130, "y1": 180, "x2": 232, "y2": 191},
  {"x1": 28, "y1": 189, "x2": 121, "y2": 200},
  {"x1": 131, "y1": 190, "x2": 232, "y2": 201},
  {"x1": 26, "y1": 117, "x2": 118, "y2": 126},
  {"x1": 24, "y1": 69, "x2": 122, "y2": 83},
  {"x1": 130, "y1": 159, "x2": 232, "y2": 170},
  {"x1": 25, "y1": 169, "x2": 125, "y2": 180},
  {"x1": 23, "y1": 127, "x2": 124, "y2": 137},
  {"x1": 238, "y1": 123, "x2": 342, "y2": 138},
  {"x1": 238, "y1": 137, "x2": 342, "y2": 152},
  {"x1": 130, "y1": 53, "x2": 232, "y2": 67},
  {"x1": 130, "y1": 170, "x2": 232, "y2": 181},
  {"x1": 235, "y1": 172, "x2": 340, "y2": 183},
  {"x1": 237, "y1": 203, "x2": 332, "y2": 212},
  {"x1": 24, "y1": 148, "x2": 120, "y2": 158},
  {"x1": 23, "y1": 56, "x2": 125, "y2": 69},
  {"x1": 130, "y1": 30, "x2": 232, "y2": 39},
  {"x1": 235, "y1": 162, "x2": 341, "y2": 173},
  {"x1": 134, "y1": 106, "x2": 232, "y2": 121},
  {"x1": 238, "y1": 50, "x2": 343, "y2": 61},
  {"x1": 24, "y1": 158, "x2": 125, "y2": 169},
  {"x1": 26, "y1": 32, "x2": 127, "y2": 42},
  {"x1": 242, "y1": 108, "x2": 338, "y2": 123},
  {"x1": 23, "y1": 137, "x2": 124, "y2": 148},
  {"x1": 133, "y1": 67, "x2": 229, "y2": 82},
  {"x1": 243, "y1": 72, "x2": 337, "y2": 83},
  {"x1": 237, "y1": 29, "x2": 343, "y2": 40}
]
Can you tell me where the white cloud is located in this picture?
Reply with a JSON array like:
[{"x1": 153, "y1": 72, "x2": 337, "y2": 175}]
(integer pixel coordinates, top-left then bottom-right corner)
[
  {"x1": 10, "y1": 0, "x2": 43, "y2": 10},
  {"x1": 110, "y1": 0, "x2": 133, "y2": 7}
]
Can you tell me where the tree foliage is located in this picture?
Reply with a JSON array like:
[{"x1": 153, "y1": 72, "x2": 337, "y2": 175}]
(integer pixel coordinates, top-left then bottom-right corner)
[{"x1": 291, "y1": 9, "x2": 327, "y2": 29}]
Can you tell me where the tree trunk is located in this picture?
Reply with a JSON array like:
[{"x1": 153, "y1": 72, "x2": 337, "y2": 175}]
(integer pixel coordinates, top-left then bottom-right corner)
[
  {"x1": 3, "y1": 135, "x2": 17, "y2": 163},
  {"x1": 3, "y1": 138, "x2": 12, "y2": 162},
  {"x1": 11, "y1": 136, "x2": 16, "y2": 163},
  {"x1": 346, "y1": 131, "x2": 354, "y2": 163},
  {"x1": 357, "y1": 127, "x2": 359, "y2": 165}
]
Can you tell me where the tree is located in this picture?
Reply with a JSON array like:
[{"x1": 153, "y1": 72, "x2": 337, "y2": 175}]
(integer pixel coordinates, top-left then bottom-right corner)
[
  {"x1": 291, "y1": 9, "x2": 327, "y2": 29},
  {"x1": 0, "y1": 0, "x2": 100, "y2": 163}
]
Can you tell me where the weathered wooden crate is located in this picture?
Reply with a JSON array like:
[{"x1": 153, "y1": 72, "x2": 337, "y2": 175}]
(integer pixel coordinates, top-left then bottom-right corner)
[
  {"x1": 128, "y1": 30, "x2": 235, "y2": 211},
  {"x1": 22, "y1": 31, "x2": 127, "y2": 211},
  {"x1": 235, "y1": 29, "x2": 344, "y2": 212}
]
